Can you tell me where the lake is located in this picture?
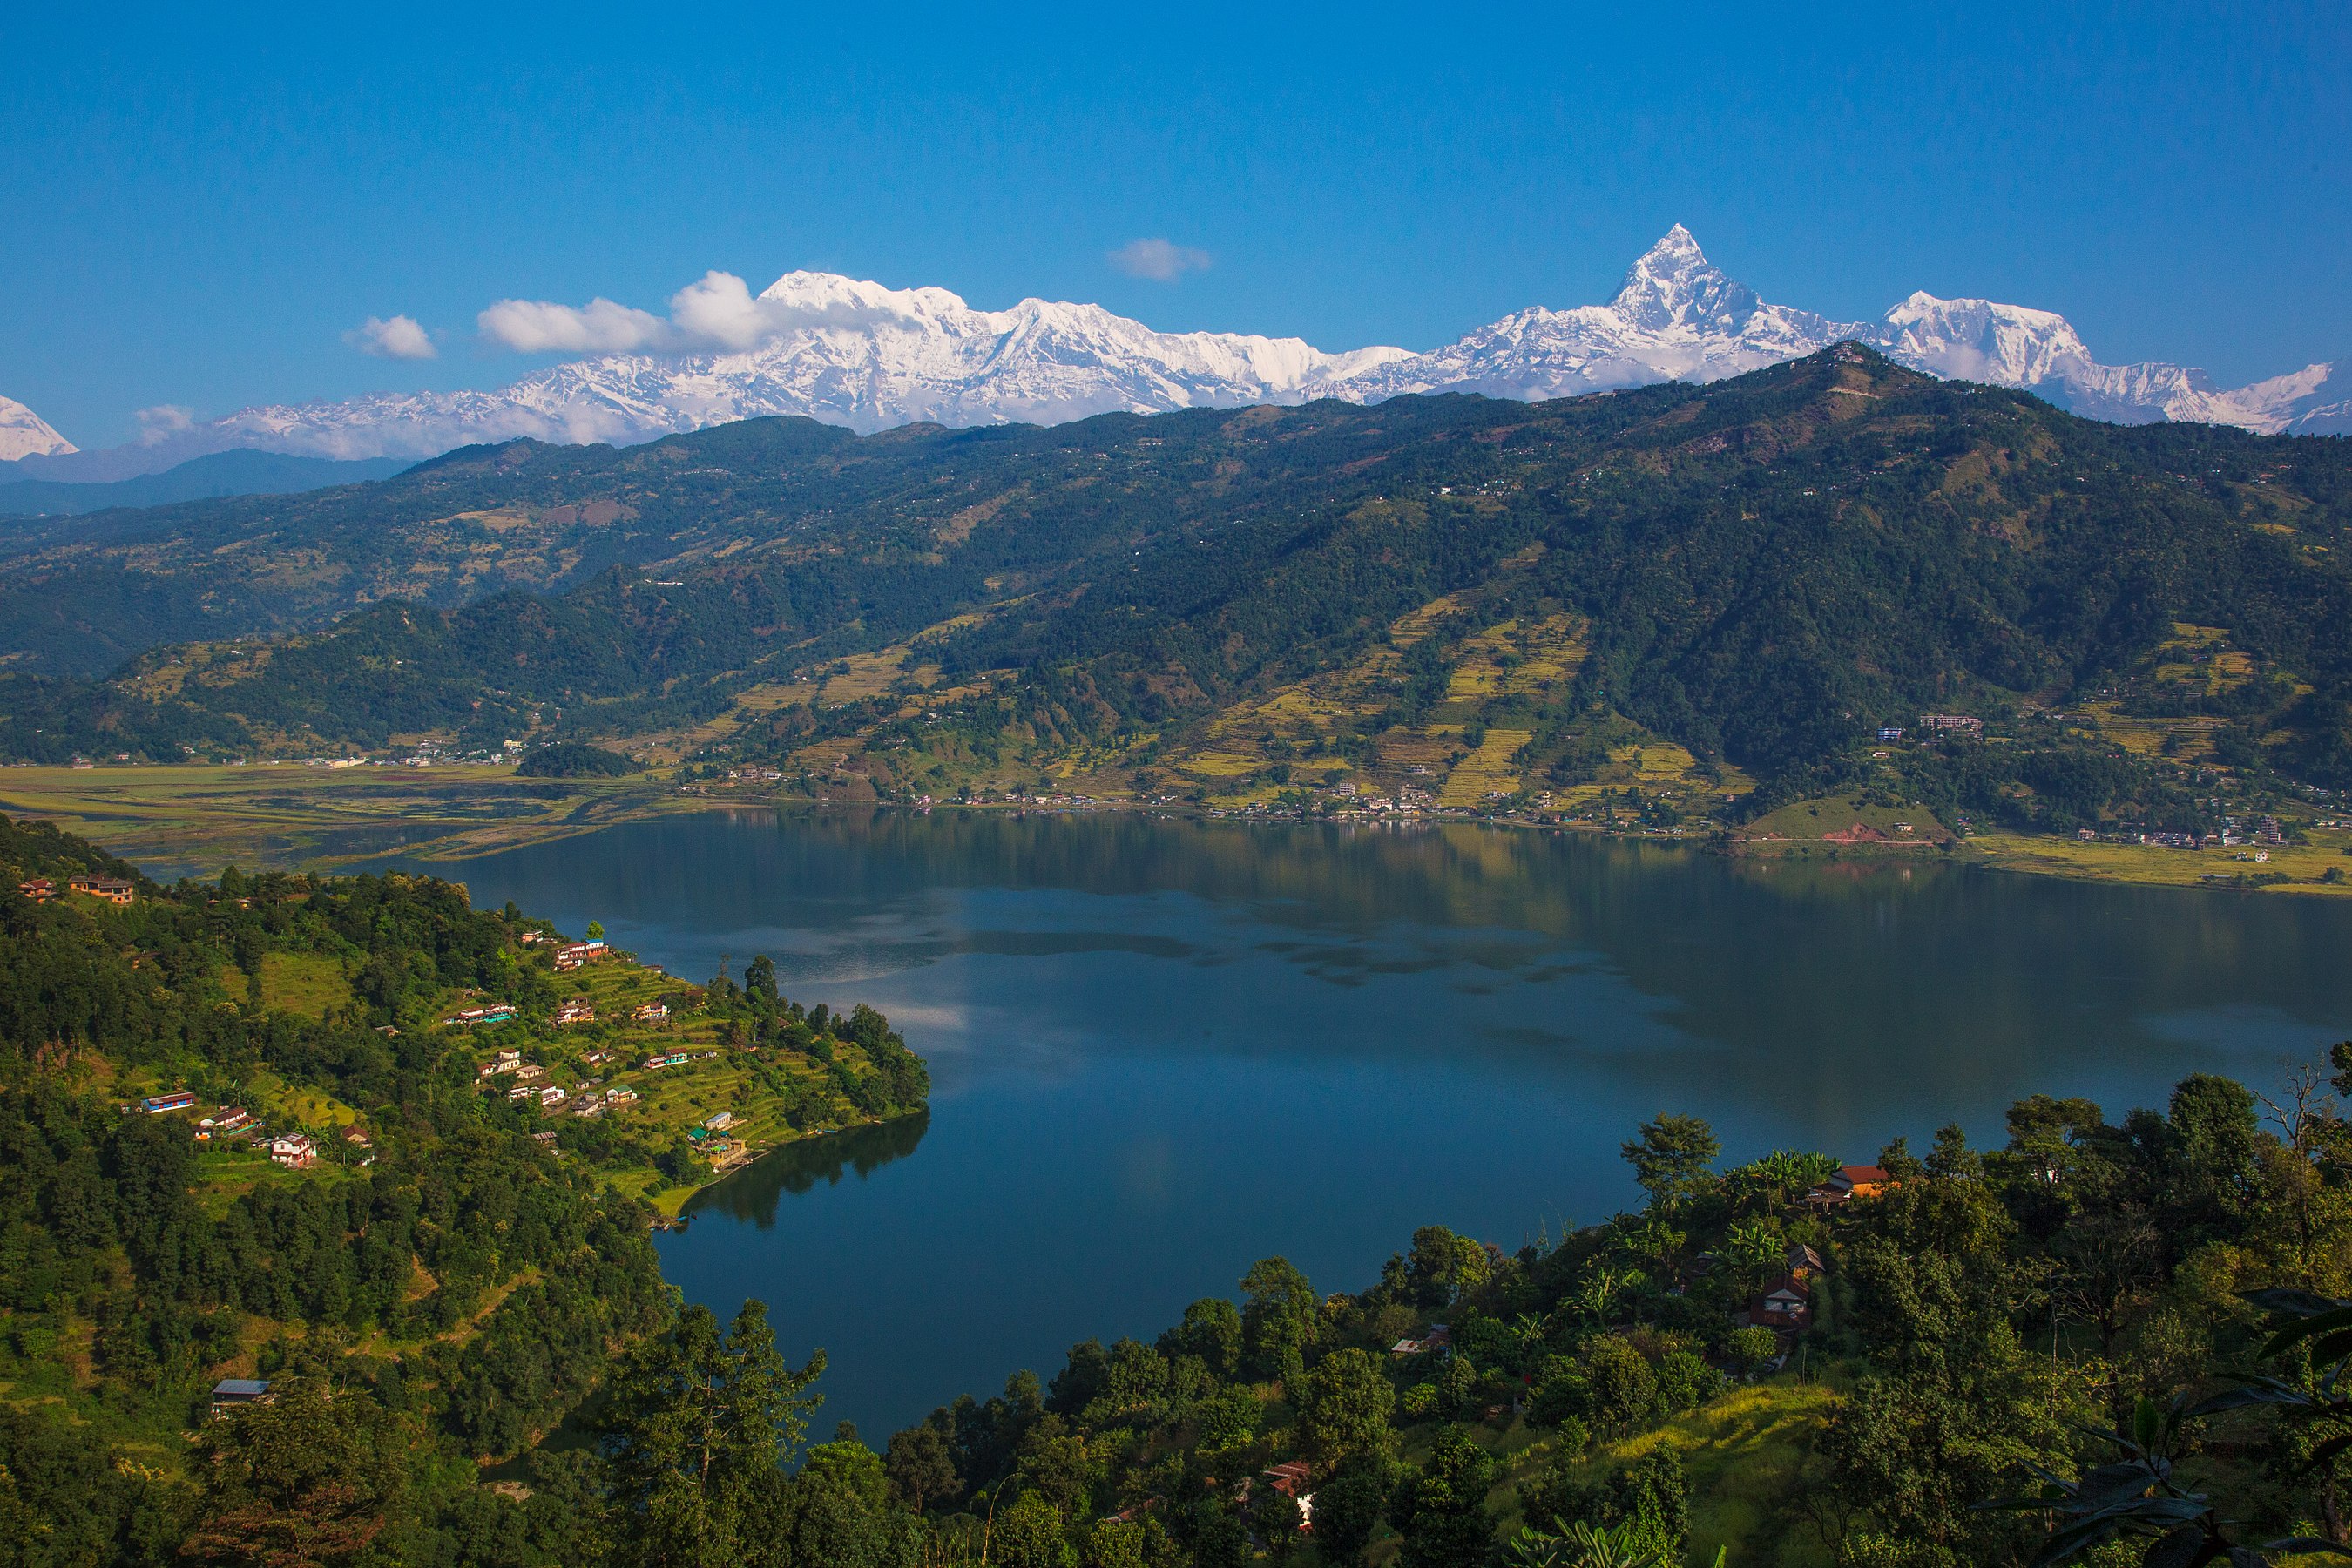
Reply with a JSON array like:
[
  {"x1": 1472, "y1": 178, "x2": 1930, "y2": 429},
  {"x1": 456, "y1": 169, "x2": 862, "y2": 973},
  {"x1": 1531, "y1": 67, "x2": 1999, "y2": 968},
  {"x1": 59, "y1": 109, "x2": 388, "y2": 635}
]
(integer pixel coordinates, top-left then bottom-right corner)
[{"x1": 426, "y1": 808, "x2": 2352, "y2": 1443}]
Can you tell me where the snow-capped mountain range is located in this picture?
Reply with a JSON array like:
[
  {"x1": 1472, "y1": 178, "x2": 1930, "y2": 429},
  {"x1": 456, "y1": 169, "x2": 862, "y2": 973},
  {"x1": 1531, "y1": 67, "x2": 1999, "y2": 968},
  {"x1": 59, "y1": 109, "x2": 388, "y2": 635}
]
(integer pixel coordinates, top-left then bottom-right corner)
[{"x1": 8, "y1": 227, "x2": 2344, "y2": 479}]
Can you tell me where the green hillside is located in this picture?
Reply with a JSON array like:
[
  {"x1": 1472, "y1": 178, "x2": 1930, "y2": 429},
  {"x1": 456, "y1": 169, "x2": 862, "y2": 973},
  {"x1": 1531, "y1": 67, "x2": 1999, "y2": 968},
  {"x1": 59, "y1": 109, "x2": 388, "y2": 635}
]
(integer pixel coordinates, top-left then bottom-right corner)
[
  {"x1": 0, "y1": 814, "x2": 929, "y2": 1563},
  {"x1": 4, "y1": 348, "x2": 2350, "y2": 845}
]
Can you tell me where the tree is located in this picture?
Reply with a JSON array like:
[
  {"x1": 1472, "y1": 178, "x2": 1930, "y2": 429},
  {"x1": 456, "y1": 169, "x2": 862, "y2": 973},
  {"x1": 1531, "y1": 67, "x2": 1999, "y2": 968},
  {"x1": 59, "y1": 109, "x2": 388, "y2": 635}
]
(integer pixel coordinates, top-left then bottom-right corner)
[
  {"x1": 2161, "y1": 1072, "x2": 2261, "y2": 1246},
  {"x1": 2053, "y1": 1210, "x2": 2160, "y2": 1362},
  {"x1": 1240, "y1": 1258, "x2": 1317, "y2": 1383},
  {"x1": 882, "y1": 1422, "x2": 959, "y2": 1513},
  {"x1": 182, "y1": 1378, "x2": 402, "y2": 1567},
  {"x1": 765, "y1": 1434, "x2": 920, "y2": 1568},
  {"x1": 1403, "y1": 1226, "x2": 1490, "y2": 1308},
  {"x1": 1393, "y1": 1425, "x2": 1499, "y2": 1568},
  {"x1": 1816, "y1": 1241, "x2": 2061, "y2": 1563},
  {"x1": 1314, "y1": 1461, "x2": 1395, "y2": 1568},
  {"x1": 1719, "y1": 1217, "x2": 1786, "y2": 1296},
  {"x1": 990, "y1": 1489, "x2": 1077, "y2": 1568},
  {"x1": 1296, "y1": 1347, "x2": 1397, "y2": 1470},
  {"x1": 1724, "y1": 1326, "x2": 1780, "y2": 1377},
  {"x1": 1619, "y1": 1116, "x2": 1720, "y2": 1208},
  {"x1": 1085, "y1": 1516, "x2": 1148, "y2": 1568},
  {"x1": 1158, "y1": 1297, "x2": 1242, "y2": 1376},
  {"x1": 1581, "y1": 1336, "x2": 1657, "y2": 1435},
  {"x1": 602, "y1": 1301, "x2": 826, "y2": 1568}
]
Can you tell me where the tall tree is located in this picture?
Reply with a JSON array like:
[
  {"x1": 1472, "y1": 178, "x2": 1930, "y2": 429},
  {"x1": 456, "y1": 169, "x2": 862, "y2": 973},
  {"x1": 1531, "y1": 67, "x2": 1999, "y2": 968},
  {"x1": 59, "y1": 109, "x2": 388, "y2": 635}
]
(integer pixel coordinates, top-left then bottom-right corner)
[
  {"x1": 1393, "y1": 1425, "x2": 1498, "y2": 1568},
  {"x1": 1240, "y1": 1257, "x2": 1318, "y2": 1383},
  {"x1": 1296, "y1": 1348, "x2": 1397, "y2": 1471},
  {"x1": 1619, "y1": 1115, "x2": 1720, "y2": 1209},
  {"x1": 182, "y1": 1378, "x2": 403, "y2": 1568},
  {"x1": 602, "y1": 1301, "x2": 825, "y2": 1568}
]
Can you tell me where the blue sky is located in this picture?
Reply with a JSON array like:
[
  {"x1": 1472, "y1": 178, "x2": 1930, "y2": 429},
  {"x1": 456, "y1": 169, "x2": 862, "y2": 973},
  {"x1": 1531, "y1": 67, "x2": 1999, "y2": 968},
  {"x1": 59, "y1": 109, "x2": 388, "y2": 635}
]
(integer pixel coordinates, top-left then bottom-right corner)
[{"x1": 4, "y1": 2, "x2": 2347, "y2": 447}]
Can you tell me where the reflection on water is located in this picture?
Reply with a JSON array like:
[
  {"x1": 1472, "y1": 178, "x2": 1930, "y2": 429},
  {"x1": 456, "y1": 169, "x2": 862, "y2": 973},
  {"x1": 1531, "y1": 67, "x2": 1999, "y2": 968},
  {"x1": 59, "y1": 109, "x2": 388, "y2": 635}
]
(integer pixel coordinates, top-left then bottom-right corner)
[
  {"x1": 686, "y1": 1114, "x2": 931, "y2": 1228},
  {"x1": 422, "y1": 808, "x2": 2352, "y2": 1440}
]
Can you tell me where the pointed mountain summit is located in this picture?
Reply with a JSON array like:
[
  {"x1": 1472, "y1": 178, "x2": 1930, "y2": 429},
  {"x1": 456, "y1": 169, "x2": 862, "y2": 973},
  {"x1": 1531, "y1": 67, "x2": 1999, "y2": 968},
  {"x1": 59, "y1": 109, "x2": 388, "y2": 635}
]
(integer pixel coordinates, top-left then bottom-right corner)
[
  {"x1": 1607, "y1": 224, "x2": 1767, "y2": 334},
  {"x1": 0, "y1": 395, "x2": 75, "y2": 462},
  {"x1": 26, "y1": 228, "x2": 2340, "y2": 477}
]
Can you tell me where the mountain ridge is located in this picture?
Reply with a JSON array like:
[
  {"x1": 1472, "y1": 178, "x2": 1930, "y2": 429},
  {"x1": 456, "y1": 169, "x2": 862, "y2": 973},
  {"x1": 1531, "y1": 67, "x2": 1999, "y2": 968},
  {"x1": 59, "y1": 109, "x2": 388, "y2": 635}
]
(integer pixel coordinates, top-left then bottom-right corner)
[
  {"x1": 0, "y1": 449, "x2": 410, "y2": 517},
  {"x1": 11, "y1": 229, "x2": 2342, "y2": 479},
  {"x1": 5, "y1": 347, "x2": 2350, "y2": 845}
]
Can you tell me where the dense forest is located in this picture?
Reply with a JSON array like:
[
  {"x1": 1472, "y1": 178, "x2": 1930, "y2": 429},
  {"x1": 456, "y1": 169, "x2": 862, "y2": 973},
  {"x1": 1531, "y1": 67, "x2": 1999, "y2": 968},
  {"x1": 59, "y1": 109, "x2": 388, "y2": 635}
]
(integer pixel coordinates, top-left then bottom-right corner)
[
  {"x1": 5, "y1": 808, "x2": 2352, "y2": 1565},
  {"x1": 2, "y1": 349, "x2": 2349, "y2": 836},
  {"x1": 0, "y1": 814, "x2": 926, "y2": 1565}
]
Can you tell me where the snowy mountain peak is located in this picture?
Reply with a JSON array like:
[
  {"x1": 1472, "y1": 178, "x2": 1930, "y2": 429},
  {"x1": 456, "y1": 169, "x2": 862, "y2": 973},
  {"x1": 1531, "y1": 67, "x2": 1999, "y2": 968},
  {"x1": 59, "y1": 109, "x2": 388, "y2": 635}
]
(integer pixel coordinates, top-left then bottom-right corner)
[
  {"x1": 1878, "y1": 292, "x2": 2093, "y2": 385},
  {"x1": 0, "y1": 395, "x2": 76, "y2": 461},
  {"x1": 1608, "y1": 224, "x2": 1763, "y2": 333},
  {"x1": 17, "y1": 230, "x2": 2342, "y2": 480}
]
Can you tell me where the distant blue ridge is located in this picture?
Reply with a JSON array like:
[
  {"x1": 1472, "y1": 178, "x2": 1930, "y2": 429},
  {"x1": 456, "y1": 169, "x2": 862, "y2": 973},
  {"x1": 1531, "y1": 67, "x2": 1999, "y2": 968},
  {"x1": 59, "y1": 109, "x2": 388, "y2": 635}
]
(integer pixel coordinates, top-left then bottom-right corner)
[{"x1": 0, "y1": 449, "x2": 411, "y2": 517}]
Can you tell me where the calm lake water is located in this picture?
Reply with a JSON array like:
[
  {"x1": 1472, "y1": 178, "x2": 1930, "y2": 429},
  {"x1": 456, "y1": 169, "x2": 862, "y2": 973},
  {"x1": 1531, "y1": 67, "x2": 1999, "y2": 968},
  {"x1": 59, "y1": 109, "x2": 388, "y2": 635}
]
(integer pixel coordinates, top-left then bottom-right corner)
[{"x1": 426, "y1": 808, "x2": 2352, "y2": 1443}]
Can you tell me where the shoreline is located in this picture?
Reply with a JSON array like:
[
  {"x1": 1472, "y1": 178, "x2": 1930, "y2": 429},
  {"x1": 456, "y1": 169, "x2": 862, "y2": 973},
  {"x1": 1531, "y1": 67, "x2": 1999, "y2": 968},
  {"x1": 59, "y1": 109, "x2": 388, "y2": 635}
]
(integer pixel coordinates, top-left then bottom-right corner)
[{"x1": 0, "y1": 762, "x2": 2345, "y2": 900}]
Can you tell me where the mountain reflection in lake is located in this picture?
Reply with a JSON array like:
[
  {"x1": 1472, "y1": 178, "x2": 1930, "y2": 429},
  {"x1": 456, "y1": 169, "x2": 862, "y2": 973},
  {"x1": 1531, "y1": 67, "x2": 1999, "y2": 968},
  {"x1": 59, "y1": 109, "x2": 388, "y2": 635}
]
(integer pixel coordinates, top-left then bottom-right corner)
[{"x1": 425, "y1": 808, "x2": 2352, "y2": 1441}]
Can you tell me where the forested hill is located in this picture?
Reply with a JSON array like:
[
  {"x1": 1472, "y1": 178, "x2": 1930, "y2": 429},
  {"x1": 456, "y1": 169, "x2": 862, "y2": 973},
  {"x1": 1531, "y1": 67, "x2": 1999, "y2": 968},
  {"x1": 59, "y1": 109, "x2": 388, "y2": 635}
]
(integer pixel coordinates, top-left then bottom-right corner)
[
  {"x1": 0, "y1": 814, "x2": 931, "y2": 1565},
  {"x1": 6, "y1": 347, "x2": 2352, "y2": 824}
]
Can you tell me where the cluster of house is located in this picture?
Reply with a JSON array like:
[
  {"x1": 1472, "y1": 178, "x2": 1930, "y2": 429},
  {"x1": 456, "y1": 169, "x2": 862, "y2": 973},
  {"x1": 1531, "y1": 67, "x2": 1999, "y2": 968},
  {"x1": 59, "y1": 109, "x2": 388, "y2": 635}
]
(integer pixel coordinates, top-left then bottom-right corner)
[
  {"x1": 1917, "y1": 713, "x2": 1985, "y2": 740},
  {"x1": 1720, "y1": 1162, "x2": 1898, "y2": 1335},
  {"x1": 476, "y1": 1043, "x2": 649, "y2": 1119},
  {"x1": 18, "y1": 873, "x2": 136, "y2": 904},
  {"x1": 136, "y1": 1090, "x2": 369, "y2": 1171},
  {"x1": 1749, "y1": 1242, "x2": 1826, "y2": 1333},
  {"x1": 2129, "y1": 815, "x2": 2288, "y2": 852},
  {"x1": 571, "y1": 1085, "x2": 635, "y2": 1123},
  {"x1": 552, "y1": 939, "x2": 612, "y2": 973},
  {"x1": 552, "y1": 998, "x2": 596, "y2": 1026},
  {"x1": 1806, "y1": 1162, "x2": 1892, "y2": 1211},
  {"x1": 267, "y1": 1126, "x2": 369, "y2": 1170},
  {"x1": 442, "y1": 1003, "x2": 519, "y2": 1028}
]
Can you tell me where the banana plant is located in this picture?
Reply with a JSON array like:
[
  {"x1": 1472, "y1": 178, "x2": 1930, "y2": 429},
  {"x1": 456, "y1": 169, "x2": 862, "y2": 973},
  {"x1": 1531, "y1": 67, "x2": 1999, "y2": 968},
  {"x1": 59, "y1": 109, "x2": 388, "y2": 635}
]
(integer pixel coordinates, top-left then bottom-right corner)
[{"x1": 1501, "y1": 1516, "x2": 1673, "y2": 1568}]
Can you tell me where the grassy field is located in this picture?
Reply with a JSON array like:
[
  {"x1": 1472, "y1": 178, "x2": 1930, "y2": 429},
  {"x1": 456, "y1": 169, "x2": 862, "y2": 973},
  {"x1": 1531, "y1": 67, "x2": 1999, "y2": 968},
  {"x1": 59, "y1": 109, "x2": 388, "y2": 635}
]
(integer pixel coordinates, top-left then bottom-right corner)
[
  {"x1": 257, "y1": 951, "x2": 352, "y2": 1017},
  {"x1": 1602, "y1": 1378, "x2": 1841, "y2": 1567},
  {"x1": 1966, "y1": 828, "x2": 2352, "y2": 894},
  {"x1": 1456, "y1": 1375, "x2": 1840, "y2": 1568},
  {"x1": 0, "y1": 763, "x2": 684, "y2": 874},
  {"x1": 1736, "y1": 794, "x2": 1954, "y2": 851}
]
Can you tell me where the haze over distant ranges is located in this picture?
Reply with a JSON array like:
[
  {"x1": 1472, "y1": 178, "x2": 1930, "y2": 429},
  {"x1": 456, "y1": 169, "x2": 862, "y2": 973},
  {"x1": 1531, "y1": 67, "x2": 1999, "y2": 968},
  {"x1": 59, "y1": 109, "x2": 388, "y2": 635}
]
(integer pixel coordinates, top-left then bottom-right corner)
[{"x1": 5, "y1": 228, "x2": 2344, "y2": 477}]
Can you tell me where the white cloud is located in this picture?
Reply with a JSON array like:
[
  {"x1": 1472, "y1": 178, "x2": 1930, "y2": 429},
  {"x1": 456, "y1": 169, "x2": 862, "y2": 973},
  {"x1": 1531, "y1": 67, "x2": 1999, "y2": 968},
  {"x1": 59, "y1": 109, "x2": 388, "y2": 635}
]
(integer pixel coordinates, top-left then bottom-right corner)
[
  {"x1": 667, "y1": 270, "x2": 773, "y2": 350},
  {"x1": 134, "y1": 405, "x2": 196, "y2": 445},
  {"x1": 476, "y1": 295, "x2": 673, "y2": 354},
  {"x1": 1108, "y1": 238, "x2": 1212, "y2": 282},
  {"x1": 346, "y1": 314, "x2": 438, "y2": 360},
  {"x1": 476, "y1": 269, "x2": 919, "y2": 358}
]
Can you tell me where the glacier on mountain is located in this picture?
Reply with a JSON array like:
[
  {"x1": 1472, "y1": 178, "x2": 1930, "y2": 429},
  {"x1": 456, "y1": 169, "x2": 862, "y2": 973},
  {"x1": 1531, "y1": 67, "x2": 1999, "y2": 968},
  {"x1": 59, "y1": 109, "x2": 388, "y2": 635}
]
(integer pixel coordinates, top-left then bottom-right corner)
[{"x1": 10, "y1": 227, "x2": 2342, "y2": 478}]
